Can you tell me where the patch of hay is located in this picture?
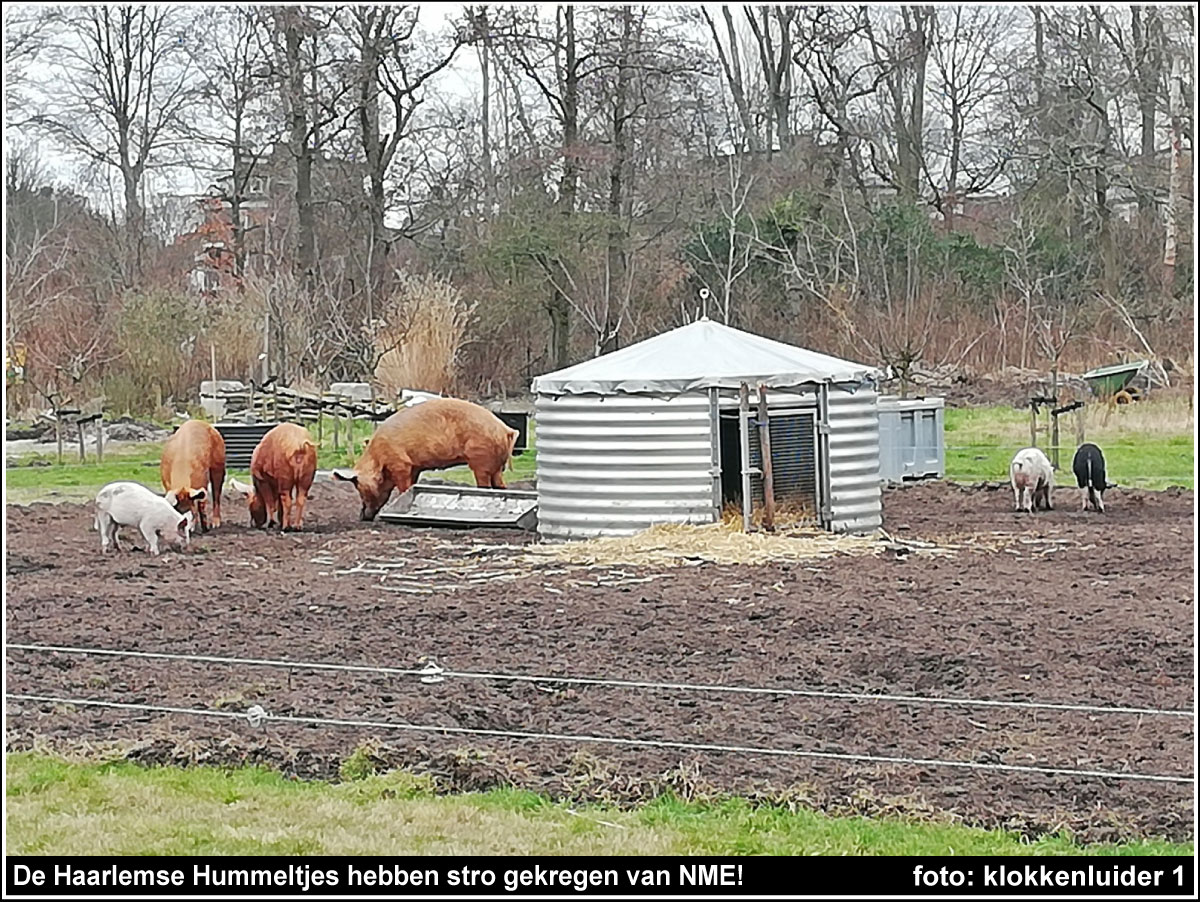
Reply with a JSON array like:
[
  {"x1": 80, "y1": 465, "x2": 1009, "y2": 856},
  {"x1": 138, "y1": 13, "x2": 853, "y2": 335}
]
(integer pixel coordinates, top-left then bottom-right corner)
[{"x1": 522, "y1": 519, "x2": 887, "y2": 568}]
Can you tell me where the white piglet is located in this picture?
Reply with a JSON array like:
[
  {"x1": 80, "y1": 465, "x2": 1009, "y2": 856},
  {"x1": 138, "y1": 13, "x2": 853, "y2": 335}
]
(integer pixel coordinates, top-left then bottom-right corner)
[
  {"x1": 1009, "y1": 447, "x2": 1054, "y2": 513},
  {"x1": 94, "y1": 481, "x2": 193, "y2": 555}
]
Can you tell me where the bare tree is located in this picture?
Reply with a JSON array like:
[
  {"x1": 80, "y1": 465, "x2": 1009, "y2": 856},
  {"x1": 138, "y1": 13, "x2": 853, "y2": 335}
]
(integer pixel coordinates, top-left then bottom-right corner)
[
  {"x1": 684, "y1": 154, "x2": 757, "y2": 324},
  {"x1": 492, "y1": 5, "x2": 586, "y2": 367},
  {"x1": 927, "y1": 7, "x2": 1011, "y2": 225},
  {"x1": 745, "y1": 6, "x2": 798, "y2": 151},
  {"x1": 340, "y1": 6, "x2": 463, "y2": 306},
  {"x1": 864, "y1": 6, "x2": 934, "y2": 203},
  {"x1": 184, "y1": 8, "x2": 279, "y2": 280},
  {"x1": 27, "y1": 6, "x2": 197, "y2": 282},
  {"x1": 700, "y1": 6, "x2": 761, "y2": 152}
]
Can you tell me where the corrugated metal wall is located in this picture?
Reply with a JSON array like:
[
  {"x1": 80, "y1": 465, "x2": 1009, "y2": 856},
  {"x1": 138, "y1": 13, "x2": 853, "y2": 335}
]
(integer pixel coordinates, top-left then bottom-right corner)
[
  {"x1": 824, "y1": 386, "x2": 882, "y2": 533},
  {"x1": 534, "y1": 393, "x2": 716, "y2": 539},
  {"x1": 213, "y1": 422, "x2": 276, "y2": 470}
]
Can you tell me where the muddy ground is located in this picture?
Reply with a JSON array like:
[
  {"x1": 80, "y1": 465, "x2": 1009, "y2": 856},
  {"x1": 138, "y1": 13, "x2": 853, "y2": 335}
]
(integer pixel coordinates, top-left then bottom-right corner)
[{"x1": 4, "y1": 480, "x2": 1194, "y2": 843}]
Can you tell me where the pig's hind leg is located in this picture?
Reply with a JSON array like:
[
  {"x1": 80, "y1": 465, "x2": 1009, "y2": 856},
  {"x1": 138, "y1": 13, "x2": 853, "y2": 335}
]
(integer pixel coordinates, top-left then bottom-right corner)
[{"x1": 209, "y1": 466, "x2": 225, "y2": 528}]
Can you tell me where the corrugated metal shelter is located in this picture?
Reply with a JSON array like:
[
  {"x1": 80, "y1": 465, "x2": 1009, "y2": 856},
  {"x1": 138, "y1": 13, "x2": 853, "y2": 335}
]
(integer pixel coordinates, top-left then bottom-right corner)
[{"x1": 531, "y1": 319, "x2": 883, "y2": 540}]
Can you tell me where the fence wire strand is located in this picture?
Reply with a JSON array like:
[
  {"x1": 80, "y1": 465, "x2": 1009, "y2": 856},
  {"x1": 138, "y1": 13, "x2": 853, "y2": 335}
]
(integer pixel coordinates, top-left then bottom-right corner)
[
  {"x1": 7, "y1": 643, "x2": 1193, "y2": 719},
  {"x1": 6, "y1": 692, "x2": 1192, "y2": 785}
]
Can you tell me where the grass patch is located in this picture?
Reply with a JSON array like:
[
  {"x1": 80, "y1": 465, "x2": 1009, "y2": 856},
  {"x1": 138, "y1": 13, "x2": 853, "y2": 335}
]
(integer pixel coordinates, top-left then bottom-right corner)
[
  {"x1": 945, "y1": 398, "x2": 1194, "y2": 490},
  {"x1": 4, "y1": 753, "x2": 1192, "y2": 856},
  {"x1": 5, "y1": 415, "x2": 538, "y2": 504}
]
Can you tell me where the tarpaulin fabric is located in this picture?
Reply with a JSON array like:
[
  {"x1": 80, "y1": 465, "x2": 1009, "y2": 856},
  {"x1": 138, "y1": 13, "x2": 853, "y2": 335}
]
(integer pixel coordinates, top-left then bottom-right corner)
[{"x1": 531, "y1": 319, "x2": 880, "y2": 396}]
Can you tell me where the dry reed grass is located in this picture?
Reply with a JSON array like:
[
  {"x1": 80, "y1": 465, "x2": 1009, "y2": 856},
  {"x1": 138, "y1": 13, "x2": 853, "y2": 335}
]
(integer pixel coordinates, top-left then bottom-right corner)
[{"x1": 375, "y1": 273, "x2": 476, "y2": 397}]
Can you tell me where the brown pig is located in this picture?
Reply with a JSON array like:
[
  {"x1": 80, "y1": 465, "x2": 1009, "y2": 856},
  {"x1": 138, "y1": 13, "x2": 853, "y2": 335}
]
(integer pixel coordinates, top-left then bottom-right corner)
[
  {"x1": 161, "y1": 419, "x2": 226, "y2": 531},
  {"x1": 230, "y1": 423, "x2": 318, "y2": 530},
  {"x1": 333, "y1": 398, "x2": 518, "y2": 521}
]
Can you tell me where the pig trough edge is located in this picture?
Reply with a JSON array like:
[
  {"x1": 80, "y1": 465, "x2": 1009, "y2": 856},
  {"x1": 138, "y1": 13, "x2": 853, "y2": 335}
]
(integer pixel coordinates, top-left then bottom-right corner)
[{"x1": 377, "y1": 483, "x2": 539, "y2": 531}]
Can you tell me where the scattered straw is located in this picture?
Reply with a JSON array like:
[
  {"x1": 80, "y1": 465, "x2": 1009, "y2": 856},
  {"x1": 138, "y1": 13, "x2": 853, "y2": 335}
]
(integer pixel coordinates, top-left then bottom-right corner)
[{"x1": 520, "y1": 521, "x2": 901, "y2": 568}]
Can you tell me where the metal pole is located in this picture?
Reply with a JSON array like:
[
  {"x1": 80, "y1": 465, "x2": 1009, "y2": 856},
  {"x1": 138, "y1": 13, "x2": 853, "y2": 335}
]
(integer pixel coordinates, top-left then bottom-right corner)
[
  {"x1": 757, "y1": 384, "x2": 775, "y2": 532},
  {"x1": 738, "y1": 382, "x2": 753, "y2": 533}
]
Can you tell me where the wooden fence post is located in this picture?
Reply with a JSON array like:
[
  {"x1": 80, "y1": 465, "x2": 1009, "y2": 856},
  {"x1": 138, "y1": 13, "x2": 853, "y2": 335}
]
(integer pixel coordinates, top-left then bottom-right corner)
[
  {"x1": 739, "y1": 383, "x2": 752, "y2": 533},
  {"x1": 757, "y1": 384, "x2": 775, "y2": 532}
]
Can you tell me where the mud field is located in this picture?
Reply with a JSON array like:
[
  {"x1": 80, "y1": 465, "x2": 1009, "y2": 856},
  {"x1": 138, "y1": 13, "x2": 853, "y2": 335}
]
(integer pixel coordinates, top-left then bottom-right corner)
[{"x1": 5, "y1": 480, "x2": 1194, "y2": 842}]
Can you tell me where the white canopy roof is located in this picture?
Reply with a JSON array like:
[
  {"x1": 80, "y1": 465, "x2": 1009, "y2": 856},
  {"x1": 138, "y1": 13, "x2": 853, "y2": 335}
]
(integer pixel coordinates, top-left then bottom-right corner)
[{"x1": 532, "y1": 319, "x2": 880, "y2": 396}]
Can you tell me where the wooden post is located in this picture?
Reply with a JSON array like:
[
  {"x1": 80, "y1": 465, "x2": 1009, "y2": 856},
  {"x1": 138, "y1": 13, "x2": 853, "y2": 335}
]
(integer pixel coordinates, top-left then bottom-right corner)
[
  {"x1": 757, "y1": 384, "x2": 775, "y2": 532},
  {"x1": 738, "y1": 383, "x2": 752, "y2": 533},
  {"x1": 96, "y1": 411, "x2": 104, "y2": 462},
  {"x1": 1029, "y1": 400, "x2": 1037, "y2": 449},
  {"x1": 1074, "y1": 405, "x2": 1086, "y2": 447},
  {"x1": 332, "y1": 403, "x2": 340, "y2": 451},
  {"x1": 76, "y1": 417, "x2": 86, "y2": 462},
  {"x1": 1050, "y1": 370, "x2": 1059, "y2": 469},
  {"x1": 55, "y1": 412, "x2": 63, "y2": 464},
  {"x1": 317, "y1": 401, "x2": 324, "y2": 444}
]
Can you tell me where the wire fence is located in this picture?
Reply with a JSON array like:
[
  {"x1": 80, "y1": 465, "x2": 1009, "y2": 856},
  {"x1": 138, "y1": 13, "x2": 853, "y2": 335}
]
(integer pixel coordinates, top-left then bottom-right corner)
[
  {"x1": 7, "y1": 643, "x2": 1193, "y2": 719},
  {"x1": 5, "y1": 642, "x2": 1193, "y2": 786},
  {"x1": 6, "y1": 693, "x2": 1191, "y2": 786}
]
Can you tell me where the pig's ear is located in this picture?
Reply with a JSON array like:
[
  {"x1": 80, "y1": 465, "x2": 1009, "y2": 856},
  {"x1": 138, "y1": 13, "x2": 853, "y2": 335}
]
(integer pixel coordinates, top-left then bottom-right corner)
[
  {"x1": 178, "y1": 517, "x2": 190, "y2": 533},
  {"x1": 229, "y1": 477, "x2": 253, "y2": 495},
  {"x1": 332, "y1": 469, "x2": 359, "y2": 484},
  {"x1": 190, "y1": 487, "x2": 208, "y2": 502},
  {"x1": 164, "y1": 490, "x2": 179, "y2": 506}
]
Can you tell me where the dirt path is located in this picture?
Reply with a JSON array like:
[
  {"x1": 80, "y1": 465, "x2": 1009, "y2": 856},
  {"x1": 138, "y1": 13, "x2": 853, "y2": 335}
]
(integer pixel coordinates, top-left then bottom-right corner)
[{"x1": 5, "y1": 480, "x2": 1194, "y2": 842}]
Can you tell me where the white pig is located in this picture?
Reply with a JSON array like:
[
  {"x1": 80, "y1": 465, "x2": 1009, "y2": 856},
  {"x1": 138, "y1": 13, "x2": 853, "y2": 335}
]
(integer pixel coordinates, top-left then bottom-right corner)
[
  {"x1": 1009, "y1": 447, "x2": 1054, "y2": 513},
  {"x1": 94, "y1": 481, "x2": 193, "y2": 555}
]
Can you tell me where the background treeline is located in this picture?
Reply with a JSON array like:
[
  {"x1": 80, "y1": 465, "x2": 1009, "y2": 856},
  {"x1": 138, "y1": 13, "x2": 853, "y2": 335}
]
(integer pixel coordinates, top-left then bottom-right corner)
[{"x1": 4, "y1": 5, "x2": 1194, "y2": 416}]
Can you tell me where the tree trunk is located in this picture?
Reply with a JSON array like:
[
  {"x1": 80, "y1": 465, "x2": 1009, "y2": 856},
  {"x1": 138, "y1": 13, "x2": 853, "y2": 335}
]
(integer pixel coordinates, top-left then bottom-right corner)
[
  {"x1": 546, "y1": 5, "x2": 577, "y2": 368},
  {"x1": 1132, "y1": 7, "x2": 1162, "y2": 221},
  {"x1": 702, "y1": 7, "x2": 760, "y2": 152},
  {"x1": 1163, "y1": 56, "x2": 1182, "y2": 292},
  {"x1": 601, "y1": 6, "x2": 633, "y2": 356},
  {"x1": 284, "y1": 14, "x2": 316, "y2": 297}
]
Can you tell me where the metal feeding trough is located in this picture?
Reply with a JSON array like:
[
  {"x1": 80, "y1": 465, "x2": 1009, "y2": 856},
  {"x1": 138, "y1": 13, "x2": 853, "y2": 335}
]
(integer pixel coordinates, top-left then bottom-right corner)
[{"x1": 378, "y1": 483, "x2": 538, "y2": 531}]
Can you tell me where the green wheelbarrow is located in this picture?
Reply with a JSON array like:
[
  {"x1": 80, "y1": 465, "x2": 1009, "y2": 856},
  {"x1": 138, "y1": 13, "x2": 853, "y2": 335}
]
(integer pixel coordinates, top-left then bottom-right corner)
[{"x1": 1082, "y1": 360, "x2": 1148, "y2": 402}]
